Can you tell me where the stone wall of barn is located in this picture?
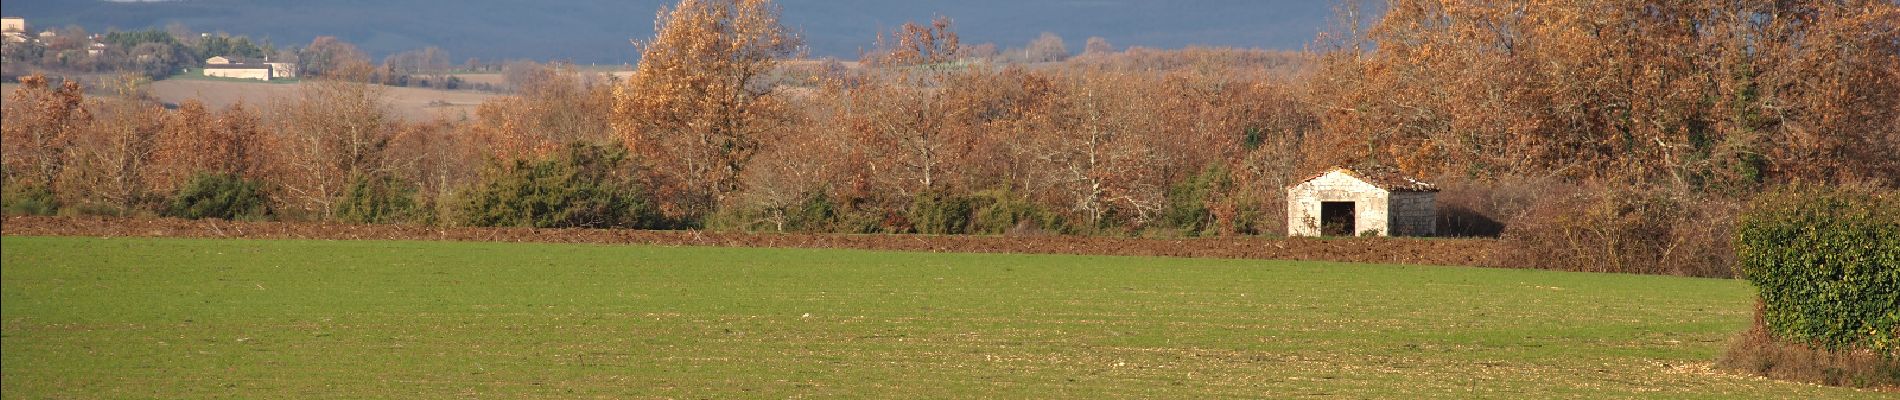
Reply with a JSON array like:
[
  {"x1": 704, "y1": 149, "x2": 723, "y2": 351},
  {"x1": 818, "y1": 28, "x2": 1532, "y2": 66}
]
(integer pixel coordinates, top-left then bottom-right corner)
[
  {"x1": 266, "y1": 63, "x2": 299, "y2": 78},
  {"x1": 1387, "y1": 191, "x2": 1437, "y2": 236},
  {"x1": 1286, "y1": 170, "x2": 1390, "y2": 237},
  {"x1": 204, "y1": 67, "x2": 271, "y2": 81}
]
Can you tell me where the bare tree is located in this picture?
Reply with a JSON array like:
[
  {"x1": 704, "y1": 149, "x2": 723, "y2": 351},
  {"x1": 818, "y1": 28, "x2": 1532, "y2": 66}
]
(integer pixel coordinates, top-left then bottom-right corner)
[
  {"x1": 270, "y1": 63, "x2": 392, "y2": 219},
  {"x1": 1083, "y1": 36, "x2": 1114, "y2": 57},
  {"x1": 1024, "y1": 32, "x2": 1070, "y2": 63},
  {"x1": 867, "y1": 16, "x2": 960, "y2": 66}
]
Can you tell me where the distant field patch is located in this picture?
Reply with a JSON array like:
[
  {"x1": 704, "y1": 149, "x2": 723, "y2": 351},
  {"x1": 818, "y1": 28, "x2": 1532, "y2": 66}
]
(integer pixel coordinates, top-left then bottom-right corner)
[
  {"x1": 0, "y1": 236, "x2": 1883, "y2": 398},
  {"x1": 145, "y1": 79, "x2": 495, "y2": 122}
]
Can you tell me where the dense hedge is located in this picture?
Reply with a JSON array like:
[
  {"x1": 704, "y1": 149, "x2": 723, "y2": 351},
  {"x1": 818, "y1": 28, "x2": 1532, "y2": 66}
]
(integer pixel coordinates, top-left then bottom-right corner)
[
  {"x1": 1162, "y1": 167, "x2": 1224, "y2": 236},
  {"x1": 1735, "y1": 186, "x2": 1899, "y2": 354},
  {"x1": 335, "y1": 175, "x2": 422, "y2": 224},
  {"x1": 2, "y1": 184, "x2": 60, "y2": 216},
  {"x1": 1497, "y1": 186, "x2": 1738, "y2": 277},
  {"x1": 969, "y1": 189, "x2": 1066, "y2": 235},
  {"x1": 458, "y1": 143, "x2": 661, "y2": 229},
  {"x1": 908, "y1": 191, "x2": 973, "y2": 235},
  {"x1": 162, "y1": 173, "x2": 270, "y2": 221}
]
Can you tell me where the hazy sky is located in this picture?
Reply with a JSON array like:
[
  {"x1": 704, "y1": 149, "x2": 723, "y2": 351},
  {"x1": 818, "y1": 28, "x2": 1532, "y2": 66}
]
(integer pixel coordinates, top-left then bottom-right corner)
[{"x1": 2, "y1": 0, "x2": 1365, "y2": 63}]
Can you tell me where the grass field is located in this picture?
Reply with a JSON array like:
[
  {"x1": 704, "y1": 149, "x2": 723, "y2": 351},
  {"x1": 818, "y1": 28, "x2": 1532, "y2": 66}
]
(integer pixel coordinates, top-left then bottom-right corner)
[{"x1": 0, "y1": 236, "x2": 1882, "y2": 398}]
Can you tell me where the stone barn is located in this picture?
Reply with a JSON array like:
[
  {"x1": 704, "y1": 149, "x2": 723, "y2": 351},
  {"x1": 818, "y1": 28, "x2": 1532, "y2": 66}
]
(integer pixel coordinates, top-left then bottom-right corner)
[
  {"x1": 1286, "y1": 167, "x2": 1438, "y2": 237},
  {"x1": 203, "y1": 63, "x2": 274, "y2": 81}
]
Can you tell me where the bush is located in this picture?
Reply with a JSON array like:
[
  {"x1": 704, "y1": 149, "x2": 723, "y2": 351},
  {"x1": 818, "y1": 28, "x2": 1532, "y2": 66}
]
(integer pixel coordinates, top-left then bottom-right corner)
[
  {"x1": 1212, "y1": 192, "x2": 1270, "y2": 237},
  {"x1": 1162, "y1": 167, "x2": 1225, "y2": 235},
  {"x1": 779, "y1": 194, "x2": 854, "y2": 233},
  {"x1": 335, "y1": 175, "x2": 422, "y2": 224},
  {"x1": 458, "y1": 143, "x2": 661, "y2": 229},
  {"x1": 163, "y1": 173, "x2": 269, "y2": 220},
  {"x1": 2, "y1": 184, "x2": 60, "y2": 216},
  {"x1": 1495, "y1": 184, "x2": 1737, "y2": 277},
  {"x1": 1734, "y1": 185, "x2": 1899, "y2": 355},
  {"x1": 711, "y1": 192, "x2": 841, "y2": 233},
  {"x1": 836, "y1": 204, "x2": 905, "y2": 234},
  {"x1": 1432, "y1": 176, "x2": 1560, "y2": 237},
  {"x1": 969, "y1": 189, "x2": 1066, "y2": 235},
  {"x1": 1720, "y1": 302, "x2": 1900, "y2": 388},
  {"x1": 909, "y1": 191, "x2": 974, "y2": 235}
]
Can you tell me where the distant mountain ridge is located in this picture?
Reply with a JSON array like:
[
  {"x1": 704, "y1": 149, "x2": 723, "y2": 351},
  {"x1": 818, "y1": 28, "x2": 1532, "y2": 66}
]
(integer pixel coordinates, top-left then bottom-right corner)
[{"x1": 1, "y1": 0, "x2": 1351, "y2": 64}]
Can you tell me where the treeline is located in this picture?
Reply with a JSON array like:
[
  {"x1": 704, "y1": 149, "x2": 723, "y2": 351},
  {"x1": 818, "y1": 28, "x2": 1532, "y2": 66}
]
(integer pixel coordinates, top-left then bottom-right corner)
[
  {"x1": 1320, "y1": 0, "x2": 1900, "y2": 278},
  {"x1": 5, "y1": 0, "x2": 1897, "y2": 275},
  {"x1": 0, "y1": 25, "x2": 276, "y2": 80}
]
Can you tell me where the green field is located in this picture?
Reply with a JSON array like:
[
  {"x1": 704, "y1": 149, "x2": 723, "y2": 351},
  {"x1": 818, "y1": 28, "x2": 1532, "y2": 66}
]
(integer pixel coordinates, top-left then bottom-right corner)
[{"x1": 0, "y1": 236, "x2": 1881, "y2": 398}]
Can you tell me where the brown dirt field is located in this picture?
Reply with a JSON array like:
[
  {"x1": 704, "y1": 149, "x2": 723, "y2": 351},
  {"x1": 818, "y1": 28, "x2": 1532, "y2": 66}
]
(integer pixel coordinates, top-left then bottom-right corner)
[
  {"x1": 146, "y1": 80, "x2": 496, "y2": 122},
  {"x1": 449, "y1": 73, "x2": 507, "y2": 87},
  {"x1": 3, "y1": 216, "x2": 1501, "y2": 267}
]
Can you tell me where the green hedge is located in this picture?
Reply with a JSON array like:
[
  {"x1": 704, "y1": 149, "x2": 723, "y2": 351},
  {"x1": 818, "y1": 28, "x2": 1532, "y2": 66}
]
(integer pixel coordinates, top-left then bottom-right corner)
[
  {"x1": 458, "y1": 143, "x2": 661, "y2": 229},
  {"x1": 910, "y1": 191, "x2": 974, "y2": 235},
  {"x1": 1736, "y1": 185, "x2": 1899, "y2": 354},
  {"x1": 969, "y1": 189, "x2": 1066, "y2": 235},
  {"x1": 709, "y1": 193, "x2": 844, "y2": 233},
  {"x1": 1163, "y1": 166, "x2": 1230, "y2": 236},
  {"x1": 336, "y1": 175, "x2": 422, "y2": 224},
  {"x1": 2, "y1": 184, "x2": 60, "y2": 216},
  {"x1": 163, "y1": 173, "x2": 270, "y2": 220}
]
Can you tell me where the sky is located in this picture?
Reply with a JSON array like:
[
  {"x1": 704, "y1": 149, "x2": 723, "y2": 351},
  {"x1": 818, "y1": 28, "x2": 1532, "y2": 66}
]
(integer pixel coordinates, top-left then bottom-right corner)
[{"x1": 1, "y1": 0, "x2": 1366, "y2": 63}]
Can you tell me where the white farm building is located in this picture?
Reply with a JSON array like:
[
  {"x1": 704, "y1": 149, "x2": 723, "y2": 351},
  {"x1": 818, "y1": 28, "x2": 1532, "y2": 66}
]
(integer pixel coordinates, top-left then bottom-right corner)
[
  {"x1": 203, "y1": 56, "x2": 294, "y2": 81},
  {"x1": 1286, "y1": 167, "x2": 1438, "y2": 237}
]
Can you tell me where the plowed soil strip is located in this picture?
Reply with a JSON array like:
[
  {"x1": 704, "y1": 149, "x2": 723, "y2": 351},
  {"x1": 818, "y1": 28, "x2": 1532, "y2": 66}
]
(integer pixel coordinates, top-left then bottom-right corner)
[{"x1": 2, "y1": 216, "x2": 1498, "y2": 266}]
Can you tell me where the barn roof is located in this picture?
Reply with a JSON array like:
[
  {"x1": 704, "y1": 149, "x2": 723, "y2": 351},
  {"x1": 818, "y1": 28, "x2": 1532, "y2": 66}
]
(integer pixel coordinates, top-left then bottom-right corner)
[
  {"x1": 204, "y1": 63, "x2": 272, "y2": 70},
  {"x1": 1293, "y1": 166, "x2": 1439, "y2": 192},
  {"x1": 208, "y1": 55, "x2": 261, "y2": 64}
]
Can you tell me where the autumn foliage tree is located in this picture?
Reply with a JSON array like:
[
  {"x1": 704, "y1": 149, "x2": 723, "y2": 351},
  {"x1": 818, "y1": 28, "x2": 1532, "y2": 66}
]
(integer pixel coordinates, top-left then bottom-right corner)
[
  {"x1": 473, "y1": 62, "x2": 617, "y2": 161},
  {"x1": 299, "y1": 36, "x2": 370, "y2": 79},
  {"x1": 1306, "y1": 0, "x2": 1900, "y2": 189},
  {"x1": 613, "y1": 0, "x2": 803, "y2": 220},
  {"x1": 152, "y1": 101, "x2": 269, "y2": 194},
  {"x1": 867, "y1": 16, "x2": 960, "y2": 67},
  {"x1": 1, "y1": 74, "x2": 90, "y2": 200},
  {"x1": 270, "y1": 63, "x2": 396, "y2": 219},
  {"x1": 62, "y1": 76, "x2": 165, "y2": 215}
]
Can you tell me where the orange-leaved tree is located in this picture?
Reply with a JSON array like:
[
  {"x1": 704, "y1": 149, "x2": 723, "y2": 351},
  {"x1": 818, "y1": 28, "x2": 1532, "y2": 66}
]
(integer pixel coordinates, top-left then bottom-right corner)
[
  {"x1": 1, "y1": 74, "x2": 90, "y2": 199},
  {"x1": 473, "y1": 62, "x2": 617, "y2": 161},
  {"x1": 612, "y1": 0, "x2": 803, "y2": 220},
  {"x1": 63, "y1": 76, "x2": 164, "y2": 214}
]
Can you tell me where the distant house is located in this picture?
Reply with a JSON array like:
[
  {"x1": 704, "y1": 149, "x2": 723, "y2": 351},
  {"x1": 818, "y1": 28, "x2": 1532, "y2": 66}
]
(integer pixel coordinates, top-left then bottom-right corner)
[
  {"x1": 205, "y1": 56, "x2": 297, "y2": 80},
  {"x1": 1286, "y1": 167, "x2": 1438, "y2": 237},
  {"x1": 205, "y1": 64, "x2": 273, "y2": 80},
  {"x1": 204, "y1": 56, "x2": 274, "y2": 81},
  {"x1": 265, "y1": 62, "x2": 298, "y2": 79},
  {"x1": 1, "y1": 17, "x2": 25, "y2": 44}
]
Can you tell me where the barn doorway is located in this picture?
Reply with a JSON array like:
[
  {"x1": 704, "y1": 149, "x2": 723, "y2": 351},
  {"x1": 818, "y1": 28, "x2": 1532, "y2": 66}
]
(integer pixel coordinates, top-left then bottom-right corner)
[{"x1": 1321, "y1": 201, "x2": 1356, "y2": 236}]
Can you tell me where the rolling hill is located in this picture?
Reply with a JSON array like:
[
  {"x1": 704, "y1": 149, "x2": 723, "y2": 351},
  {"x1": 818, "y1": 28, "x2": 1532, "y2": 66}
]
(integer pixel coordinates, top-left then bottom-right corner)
[{"x1": 1, "y1": 0, "x2": 1358, "y2": 64}]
